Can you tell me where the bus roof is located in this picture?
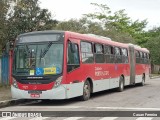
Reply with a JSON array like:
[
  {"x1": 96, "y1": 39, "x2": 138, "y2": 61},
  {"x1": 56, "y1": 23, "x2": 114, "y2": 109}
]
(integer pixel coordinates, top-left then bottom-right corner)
[
  {"x1": 17, "y1": 30, "x2": 64, "y2": 38},
  {"x1": 16, "y1": 30, "x2": 149, "y2": 53},
  {"x1": 65, "y1": 31, "x2": 149, "y2": 53}
]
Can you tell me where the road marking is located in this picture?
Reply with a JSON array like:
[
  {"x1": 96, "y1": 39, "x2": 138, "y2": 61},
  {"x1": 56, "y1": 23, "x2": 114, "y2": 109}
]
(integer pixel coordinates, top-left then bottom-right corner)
[
  {"x1": 29, "y1": 117, "x2": 49, "y2": 120},
  {"x1": 11, "y1": 106, "x2": 81, "y2": 109},
  {"x1": 0, "y1": 117, "x2": 17, "y2": 120},
  {"x1": 99, "y1": 117, "x2": 118, "y2": 120},
  {"x1": 135, "y1": 117, "x2": 153, "y2": 120},
  {"x1": 63, "y1": 117, "x2": 83, "y2": 120},
  {"x1": 96, "y1": 107, "x2": 160, "y2": 111},
  {"x1": 10, "y1": 106, "x2": 160, "y2": 111}
]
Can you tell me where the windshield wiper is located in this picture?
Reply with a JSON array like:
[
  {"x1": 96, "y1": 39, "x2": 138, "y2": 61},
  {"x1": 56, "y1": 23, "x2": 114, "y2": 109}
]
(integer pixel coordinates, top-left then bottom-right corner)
[
  {"x1": 24, "y1": 44, "x2": 30, "y2": 56},
  {"x1": 40, "y1": 42, "x2": 52, "y2": 58},
  {"x1": 39, "y1": 42, "x2": 52, "y2": 65}
]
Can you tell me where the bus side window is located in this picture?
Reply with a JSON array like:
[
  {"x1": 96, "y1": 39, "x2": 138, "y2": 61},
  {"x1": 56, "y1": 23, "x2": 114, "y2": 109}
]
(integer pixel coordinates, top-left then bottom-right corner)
[
  {"x1": 114, "y1": 47, "x2": 122, "y2": 63},
  {"x1": 95, "y1": 44, "x2": 105, "y2": 63},
  {"x1": 136, "y1": 51, "x2": 140, "y2": 64},
  {"x1": 81, "y1": 41, "x2": 94, "y2": 63},
  {"x1": 146, "y1": 53, "x2": 150, "y2": 64},
  {"x1": 122, "y1": 48, "x2": 128, "y2": 63},
  {"x1": 139, "y1": 51, "x2": 143, "y2": 64},
  {"x1": 143, "y1": 52, "x2": 147, "y2": 64},
  {"x1": 104, "y1": 45, "x2": 111, "y2": 63},
  {"x1": 67, "y1": 42, "x2": 80, "y2": 72}
]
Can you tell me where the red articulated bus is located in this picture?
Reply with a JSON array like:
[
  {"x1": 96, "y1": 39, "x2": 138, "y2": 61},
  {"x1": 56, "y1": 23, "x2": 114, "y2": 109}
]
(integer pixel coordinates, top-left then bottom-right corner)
[{"x1": 11, "y1": 30, "x2": 150, "y2": 100}]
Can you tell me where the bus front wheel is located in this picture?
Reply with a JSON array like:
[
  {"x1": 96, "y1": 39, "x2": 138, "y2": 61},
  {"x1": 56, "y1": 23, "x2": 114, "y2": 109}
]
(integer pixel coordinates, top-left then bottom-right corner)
[{"x1": 80, "y1": 80, "x2": 91, "y2": 101}]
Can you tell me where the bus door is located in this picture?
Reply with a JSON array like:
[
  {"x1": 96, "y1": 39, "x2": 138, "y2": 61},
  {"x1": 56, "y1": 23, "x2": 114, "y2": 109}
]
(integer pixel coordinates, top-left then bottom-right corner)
[{"x1": 129, "y1": 45, "x2": 135, "y2": 84}]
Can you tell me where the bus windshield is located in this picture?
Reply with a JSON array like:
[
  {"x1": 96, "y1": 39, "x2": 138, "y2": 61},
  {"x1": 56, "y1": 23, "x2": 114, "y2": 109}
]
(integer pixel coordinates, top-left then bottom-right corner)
[{"x1": 13, "y1": 43, "x2": 63, "y2": 76}]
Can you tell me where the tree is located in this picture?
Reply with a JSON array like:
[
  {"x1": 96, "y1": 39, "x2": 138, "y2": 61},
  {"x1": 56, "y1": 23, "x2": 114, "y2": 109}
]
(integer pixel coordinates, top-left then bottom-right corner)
[
  {"x1": 144, "y1": 36, "x2": 160, "y2": 65},
  {"x1": 6, "y1": 0, "x2": 57, "y2": 43},
  {"x1": 84, "y1": 3, "x2": 148, "y2": 44},
  {"x1": 55, "y1": 18, "x2": 87, "y2": 33},
  {"x1": 0, "y1": 0, "x2": 9, "y2": 53}
]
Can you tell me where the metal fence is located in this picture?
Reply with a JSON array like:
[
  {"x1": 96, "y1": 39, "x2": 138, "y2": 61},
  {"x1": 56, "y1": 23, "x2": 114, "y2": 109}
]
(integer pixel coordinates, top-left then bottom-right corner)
[
  {"x1": 0, "y1": 58, "x2": 1, "y2": 84},
  {"x1": 1, "y1": 53, "x2": 9, "y2": 85}
]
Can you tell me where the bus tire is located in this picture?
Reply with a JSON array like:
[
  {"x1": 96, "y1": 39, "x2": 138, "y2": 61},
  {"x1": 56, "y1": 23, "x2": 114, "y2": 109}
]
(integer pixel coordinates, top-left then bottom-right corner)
[
  {"x1": 117, "y1": 76, "x2": 124, "y2": 92},
  {"x1": 80, "y1": 80, "x2": 91, "y2": 101},
  {"x1": 140, "y1": 74, "x2": 145, "y2": 86}
]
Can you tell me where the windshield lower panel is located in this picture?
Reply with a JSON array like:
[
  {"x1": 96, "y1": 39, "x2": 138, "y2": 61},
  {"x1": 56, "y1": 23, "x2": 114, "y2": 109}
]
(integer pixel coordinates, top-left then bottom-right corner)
[{"x1": 13, "y1": 43, "x2": 63, "y2": 76}]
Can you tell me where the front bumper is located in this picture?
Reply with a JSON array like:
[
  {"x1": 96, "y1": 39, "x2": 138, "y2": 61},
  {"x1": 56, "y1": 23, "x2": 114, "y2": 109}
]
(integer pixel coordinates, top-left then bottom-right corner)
[{"x1": 11, "y1": 85, "x2": 66, "y2": 99}]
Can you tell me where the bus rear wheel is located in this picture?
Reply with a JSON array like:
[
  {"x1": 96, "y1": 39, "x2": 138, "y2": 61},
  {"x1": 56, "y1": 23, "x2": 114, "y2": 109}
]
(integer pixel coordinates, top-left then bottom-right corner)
[
  {"x1": 140, "y1": 74, "x2": 145, "y2": 86},
  {"x1": 80, "y1": 80, "x2": 91, "y2": 101},
  {"x1": 117, "y1": 76, "x2": 124, "y2": 92}
]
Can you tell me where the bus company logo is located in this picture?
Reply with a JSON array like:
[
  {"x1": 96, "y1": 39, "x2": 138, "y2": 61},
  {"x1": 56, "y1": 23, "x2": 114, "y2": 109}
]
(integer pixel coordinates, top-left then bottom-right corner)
[
  {"x1": 22, "y1": 85, "x2": 28, "y2": 89},
  {"x1": 33, "y1": 86, "x2": 37, "y2": 90},
  {"x1": 2, "y1": 112, "x2": 11, "y2": 117},
  {"x1": 95, "y1": 67, "x2": 102, "y2": 71},
  {"x1": 95, "y1": 71, "x2": 109, "y2": 77}
]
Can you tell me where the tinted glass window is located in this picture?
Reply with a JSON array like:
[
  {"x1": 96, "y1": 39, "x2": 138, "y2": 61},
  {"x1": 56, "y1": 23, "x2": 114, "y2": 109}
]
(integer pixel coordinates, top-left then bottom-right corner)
[
  {"x1": 115, "y1": 47, "x2": 121, "y2": 56},
  {"x1": 95, "y1": 44, "x2": 105, "y2": 63},
  {"x1": 67, "y1": 42, "x2": 80, "y2": 72},
  {"x1": 136, "y1": 51, "x2": 140, "y2": 63},
  {"x1": 140, "y1": 52, "x2": 143, "y2": 58},
  {"x1": 121, "y1": 48, "x2": 128, "y2": 63},
  {"x1": 81, "y1": 42, "x2": 94, "y2": 63},
  {"x1": 136, "y1": 51, "x2": 140, "y2": 58},
  {"x1": 104, "y1": 45, "x2": 111, "y2": 54},
  {"x1": 95, "y1": 44, "x2": 103, "y2": 53},
  {"x1": 81, "y1": 42, "x2": 92, "y2": 53},
  {"x1": 121, "y1": 48, "x2": 128, "y2": 56},
  {"x1": 105, "y1": 46, "x2": 114, "y2": 63},
  {"x1": 115, "y1": 47, "x2": 122, "y2": 63}
]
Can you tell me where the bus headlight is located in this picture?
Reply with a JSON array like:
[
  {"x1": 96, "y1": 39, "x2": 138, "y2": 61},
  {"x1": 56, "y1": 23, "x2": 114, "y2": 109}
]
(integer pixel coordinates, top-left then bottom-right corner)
[
  {"x1": 54, "y1": 76, "x2": 62, "y2": 88},
  {"x1": 12, "y1": 78, "x2": 18, "y2": 88}
]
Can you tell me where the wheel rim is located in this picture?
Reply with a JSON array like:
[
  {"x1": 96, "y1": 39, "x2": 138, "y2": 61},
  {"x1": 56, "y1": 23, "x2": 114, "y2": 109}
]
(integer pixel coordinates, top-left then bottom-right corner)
[
  {"x1": 120, "y1": 80, "x2": 124, "y2": 90},
  {"x1": 142, "y1": 76, "x2": 145, "y2": 85},
  {"x1": 84, "y1": 82, "x2": 90, "y2": 99}
]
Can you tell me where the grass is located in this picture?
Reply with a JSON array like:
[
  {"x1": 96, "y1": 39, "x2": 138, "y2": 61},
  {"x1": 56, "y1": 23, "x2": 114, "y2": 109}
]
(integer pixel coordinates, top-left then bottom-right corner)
[
  {"x1": 0, "y1": 84, "x2": 11, "y2": 101},
  {"x1": 0, "y1": 83, "x2": 10, "y2": 89},
  {"x1": 150, "y1": 73, "x2": 160, "y2": 77}
]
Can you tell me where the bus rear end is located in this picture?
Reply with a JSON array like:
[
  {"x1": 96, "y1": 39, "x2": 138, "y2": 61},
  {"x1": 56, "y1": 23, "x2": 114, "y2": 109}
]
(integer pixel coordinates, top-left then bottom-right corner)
[{"x1": 11, "y1": 31, "x2": 67, "y2": 99}]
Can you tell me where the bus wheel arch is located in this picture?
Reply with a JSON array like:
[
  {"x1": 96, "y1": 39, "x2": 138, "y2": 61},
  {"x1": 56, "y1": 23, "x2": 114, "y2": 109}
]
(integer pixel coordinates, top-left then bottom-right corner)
[
  {"x1": 80, "y1": 78, "x2": 93, "y2": 101},
  {"x1": 117, "y1": 75, "x2": 124, "y2": 92},
  {"x1": 86, "y1": 78, "x2": 93, "y2": 93}
]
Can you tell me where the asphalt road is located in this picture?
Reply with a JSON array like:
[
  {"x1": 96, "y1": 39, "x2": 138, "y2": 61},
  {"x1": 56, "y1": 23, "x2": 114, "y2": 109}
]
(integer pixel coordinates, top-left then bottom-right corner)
[{"x1": 0, "y1": 78, "x2": 160, "y2": 120}]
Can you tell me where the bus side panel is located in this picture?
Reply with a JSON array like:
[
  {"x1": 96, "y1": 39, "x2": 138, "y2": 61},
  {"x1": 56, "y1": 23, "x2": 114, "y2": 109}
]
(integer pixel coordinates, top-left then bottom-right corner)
[
  {"x1": 116, "y1": 63, "x2": 130, "y2": 86},
  {"x1": 135, "y1": 64, "x2": 144, "y2": 83},
  {"x1": 129, "y1": 45, "x2": 135, "y2": 84}
]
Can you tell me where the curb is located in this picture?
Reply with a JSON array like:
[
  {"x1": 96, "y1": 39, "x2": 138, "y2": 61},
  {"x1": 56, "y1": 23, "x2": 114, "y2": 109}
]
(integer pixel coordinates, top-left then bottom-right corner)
[
  {"x1": 150, "y1": 76, "x2": 160, "y2": 79},
  {"x1": 0, "y1": 99, "x2": 29, "y2": 108}
]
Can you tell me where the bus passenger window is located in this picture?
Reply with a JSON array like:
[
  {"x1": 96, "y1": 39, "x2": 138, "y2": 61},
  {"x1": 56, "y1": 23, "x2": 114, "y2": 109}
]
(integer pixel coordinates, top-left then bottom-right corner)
[
  {"x1": 121, "y1": 48, "x2": 128, "y2": 63},
  {"x1": 115, "y1": 47, "x2": 122, "y2": 63},
  {"x1": 67, "y1": 42, "x2": 80, "y2": 72},
  {"x1": 143, "y1": 52, "x2": 147, "y2": 64},
  {"x1": 139, "y1": 52, "x2": 143, "y2": 64},
  {"x1": 95, "y1": 44, "x2": 105, "y2": 63},
  {"x1": 136, "y1": 51, "x2": 140, "y2": 64},
  {"x1": 81, "y1": 41, "x2": 94, "y2": 63},
  {"x1": 104, "y1": 45, "x2": 114, "y2": 63}
]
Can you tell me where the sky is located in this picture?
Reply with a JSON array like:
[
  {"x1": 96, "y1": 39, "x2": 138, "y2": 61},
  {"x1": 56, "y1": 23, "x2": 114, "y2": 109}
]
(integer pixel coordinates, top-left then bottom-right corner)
[{"x1": 39, "y1": 0, "x2": 160, "y2": 29}]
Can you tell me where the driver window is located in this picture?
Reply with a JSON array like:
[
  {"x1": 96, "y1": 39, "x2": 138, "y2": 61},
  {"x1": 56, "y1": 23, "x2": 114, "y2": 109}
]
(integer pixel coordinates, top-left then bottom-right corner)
[{"x1": 67, "y1": 42, "x2": 80, "y2": 72}]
